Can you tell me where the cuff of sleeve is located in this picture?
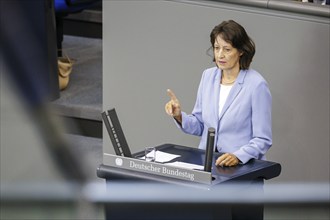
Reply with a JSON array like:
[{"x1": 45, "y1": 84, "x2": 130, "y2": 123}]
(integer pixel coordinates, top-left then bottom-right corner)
[
  {"x1": 174, "y1": 112, "x2": 187, "y2": 130},
  {"x1": 233, "y1": 149, "x2": 251, "y2": 164}
]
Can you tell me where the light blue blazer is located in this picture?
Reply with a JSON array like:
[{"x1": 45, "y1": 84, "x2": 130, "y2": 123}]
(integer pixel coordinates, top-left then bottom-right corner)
[{"x1": 178, "y1": 67, "x2": 272, "y2": 164}]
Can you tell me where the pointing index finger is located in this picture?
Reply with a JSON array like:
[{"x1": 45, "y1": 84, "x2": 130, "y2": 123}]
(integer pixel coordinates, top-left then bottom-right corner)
[{"x1": 167, "y1": 89, "x2": 178, "y2": 101}]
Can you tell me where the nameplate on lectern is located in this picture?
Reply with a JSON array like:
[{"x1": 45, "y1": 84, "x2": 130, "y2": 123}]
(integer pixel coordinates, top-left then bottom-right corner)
[{"x1": 103, "y1": 153, "x2": 212, "y2": 184}]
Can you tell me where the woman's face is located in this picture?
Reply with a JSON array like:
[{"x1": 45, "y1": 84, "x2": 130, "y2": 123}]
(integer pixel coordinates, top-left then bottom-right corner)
[{"x1": 213, "y1": 35, "x2": 242, "y2": 72}]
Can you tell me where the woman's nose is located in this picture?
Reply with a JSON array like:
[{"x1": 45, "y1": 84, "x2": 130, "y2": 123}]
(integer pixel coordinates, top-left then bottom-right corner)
[{"x1": 217, "y1": 49, "x2": 224, "y2": 58}]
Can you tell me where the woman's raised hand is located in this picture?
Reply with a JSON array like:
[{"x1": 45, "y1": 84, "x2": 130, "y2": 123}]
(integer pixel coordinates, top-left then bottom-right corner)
[{"x1": 165, "y1": 89, "x2": 182, "y2": 122}]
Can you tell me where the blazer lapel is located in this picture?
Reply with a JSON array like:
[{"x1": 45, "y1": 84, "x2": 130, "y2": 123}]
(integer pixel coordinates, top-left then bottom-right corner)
[
  {"x1": 218, "y1": 70, "x2": 246, "y2": 121},
  {"x1": 214, "y1": 69, "x2": 221, "y2": 121}
]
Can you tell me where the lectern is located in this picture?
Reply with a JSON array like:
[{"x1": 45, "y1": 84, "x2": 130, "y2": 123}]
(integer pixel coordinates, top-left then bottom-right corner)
[
  {"x1": 97, "y1": 144, "x2": 281, "y2": 220},
  {"x1": 98, "y1": 144, "x2": 281, "y2": 186},
  {"x1": 98, "y1": 109, "x2": 281, "y2": 220}
]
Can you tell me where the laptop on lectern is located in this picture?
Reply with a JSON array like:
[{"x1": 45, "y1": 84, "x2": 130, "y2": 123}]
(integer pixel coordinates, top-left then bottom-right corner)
[{"x1": 101, "y1": 108, "x2": 132, "y2": 158}]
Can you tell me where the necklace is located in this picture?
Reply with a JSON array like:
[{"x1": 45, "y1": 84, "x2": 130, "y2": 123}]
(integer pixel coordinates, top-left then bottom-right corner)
[{"x1": 221, "y1": 75, "x2": 236, "y2": 85}]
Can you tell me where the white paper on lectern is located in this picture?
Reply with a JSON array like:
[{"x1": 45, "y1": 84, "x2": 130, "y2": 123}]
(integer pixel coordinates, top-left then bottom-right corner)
[
  {"x1": 140, "y1": 151, "x2": 181, "y2": 163},
  {"x1": 165, "y1": 161, "x2": 204, "y2": 170}
]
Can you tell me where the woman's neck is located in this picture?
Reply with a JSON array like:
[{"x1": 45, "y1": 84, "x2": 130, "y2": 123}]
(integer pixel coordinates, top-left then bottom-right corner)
[{"x1": 221, "y1": 68, "x2": 240, "y2": 85}]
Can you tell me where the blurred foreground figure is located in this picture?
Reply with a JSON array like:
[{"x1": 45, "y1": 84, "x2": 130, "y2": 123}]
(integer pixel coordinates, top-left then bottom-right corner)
[{"x1": 0, "y1": 0, "x2": 86, "y2": 182}]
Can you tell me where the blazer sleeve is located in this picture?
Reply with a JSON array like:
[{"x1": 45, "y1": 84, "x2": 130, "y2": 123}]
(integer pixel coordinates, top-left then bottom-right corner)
[{"x1": 234, "y1": 81, "x2": 273, "y2": 164}]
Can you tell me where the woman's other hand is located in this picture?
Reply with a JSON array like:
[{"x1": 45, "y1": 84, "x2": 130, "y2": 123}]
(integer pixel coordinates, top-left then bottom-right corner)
[{"x1": 215, "y1": 153, "x2": 239, "y2": 167}]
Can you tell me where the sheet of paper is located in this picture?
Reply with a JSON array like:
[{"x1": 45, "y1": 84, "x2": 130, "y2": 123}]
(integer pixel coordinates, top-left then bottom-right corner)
[
  {"x1": 140, "y1": 151, "x2": 181, "y2": 163},
  {"x1": 165, "y1": 161, "x2": 204, "y2": 170}
]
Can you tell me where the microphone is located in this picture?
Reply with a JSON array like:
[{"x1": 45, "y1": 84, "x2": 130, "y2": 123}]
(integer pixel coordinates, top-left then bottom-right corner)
[{"x1": 204, "y1": 127, "x2": 215, "y2": 172}]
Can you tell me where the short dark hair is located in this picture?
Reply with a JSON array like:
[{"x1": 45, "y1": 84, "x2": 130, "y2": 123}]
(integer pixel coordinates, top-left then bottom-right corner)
[{"x1": 210, "y1": 20, "x2": 255, "y2": 70}]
